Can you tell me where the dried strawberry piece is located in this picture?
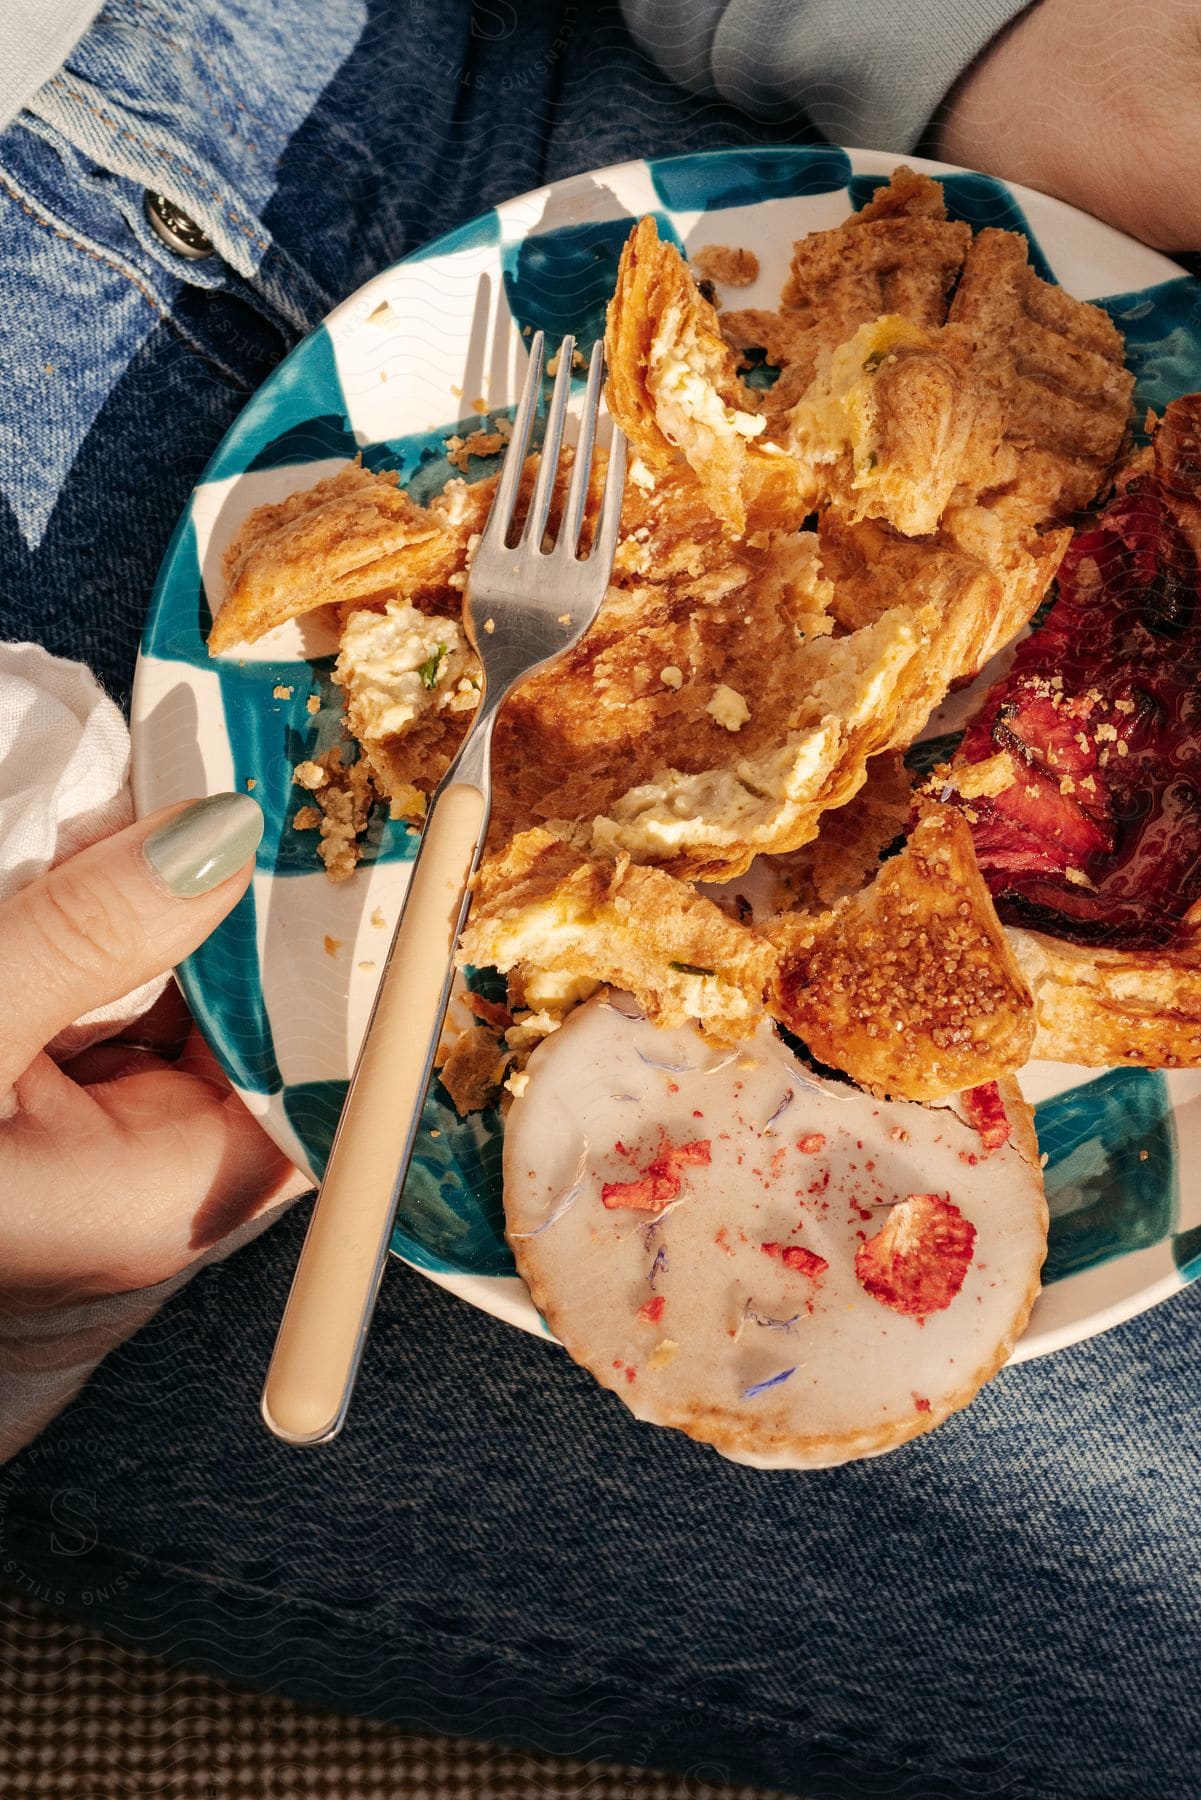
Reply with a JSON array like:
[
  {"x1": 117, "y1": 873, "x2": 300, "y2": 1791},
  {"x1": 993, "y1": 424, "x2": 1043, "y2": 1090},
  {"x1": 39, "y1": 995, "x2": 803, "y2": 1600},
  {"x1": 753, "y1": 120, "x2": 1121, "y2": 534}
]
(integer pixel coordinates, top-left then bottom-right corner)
[
  {"x1": 781, "y1": 1245, "x2": 828, "y2": 1279},
  {"x1": 601, "y1": 1134, "x2": 711, "y2": 1212},
  {"x1": 760, "y1": 1241, "x2": 828, "y2": 1279},
  {"x1": 960, "y1": 1082, "x2": 1011, "y2": 1154},
  {"x1": 855, "y1": 1193, "x2": 976, "y2": 1317}
]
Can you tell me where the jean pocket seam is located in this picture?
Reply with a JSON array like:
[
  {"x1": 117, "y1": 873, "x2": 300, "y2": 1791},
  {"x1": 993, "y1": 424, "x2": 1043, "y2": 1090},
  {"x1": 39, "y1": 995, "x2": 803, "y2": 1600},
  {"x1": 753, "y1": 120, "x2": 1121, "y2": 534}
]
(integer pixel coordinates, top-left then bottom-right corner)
[{"x1": 0, "y1": 164, "x2": 169, "y2": 323}]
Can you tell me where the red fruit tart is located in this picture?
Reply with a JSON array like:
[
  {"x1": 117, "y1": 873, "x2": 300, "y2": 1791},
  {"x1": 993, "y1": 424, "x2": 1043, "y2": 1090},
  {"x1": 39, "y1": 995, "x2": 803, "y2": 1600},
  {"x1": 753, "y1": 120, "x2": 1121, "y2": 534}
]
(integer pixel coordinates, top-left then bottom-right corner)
[{"x1": 945, "y1": 396, "x2": 1201, "y2": 1067}]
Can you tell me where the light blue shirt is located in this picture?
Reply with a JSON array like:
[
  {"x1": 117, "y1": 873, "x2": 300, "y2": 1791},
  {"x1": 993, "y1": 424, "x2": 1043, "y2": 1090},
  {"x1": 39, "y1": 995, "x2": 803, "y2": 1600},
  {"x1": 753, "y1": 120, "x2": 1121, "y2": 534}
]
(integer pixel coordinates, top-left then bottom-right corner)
[{"x1": 621, "y1": 0, "x2": 1032, "y2": 151}]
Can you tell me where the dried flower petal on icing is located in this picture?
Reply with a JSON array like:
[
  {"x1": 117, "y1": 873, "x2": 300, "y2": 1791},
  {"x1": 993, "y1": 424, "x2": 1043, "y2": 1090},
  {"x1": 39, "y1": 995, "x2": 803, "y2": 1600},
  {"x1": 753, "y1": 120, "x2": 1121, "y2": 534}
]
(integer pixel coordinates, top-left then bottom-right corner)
[
  {"x1": 855, "y1": 1193, "x2": 976, "y2": 1317},
  {"x1": 601, "y1": 1135, "x2": 712, "y2": 1213},
  {"x1": 509, "y1": 1180, "x2": 583, "y2": 1239},
  {"x1": 743, "y1": 1367, "x2": 796, "y2": 1398},
  {"x1": 760, "y1": 1091, "x2": 794, "y2": 1133},
  {"x1": 960, "y1": 1082, "x2": 1011, "y2": 1154},
  {"x1": 510, "y1": 1141, "x2": 589, "y2": 1239},
  {"x1": 744, "y1": 1303, "x2": 801, "y2": 1333},
  {"x1": 796, "y1": 1132, "x2": 826, "y2": 1154},
  {"x1": 636, "y1": 1294, "x2": 666, "y2": 1324},
  {"x1": 635, "y1": 1046, "x2": 692, "y2": 1073},
  {"x1": 647, "y1": 1245, "x2": 669, "y2": 1288}
]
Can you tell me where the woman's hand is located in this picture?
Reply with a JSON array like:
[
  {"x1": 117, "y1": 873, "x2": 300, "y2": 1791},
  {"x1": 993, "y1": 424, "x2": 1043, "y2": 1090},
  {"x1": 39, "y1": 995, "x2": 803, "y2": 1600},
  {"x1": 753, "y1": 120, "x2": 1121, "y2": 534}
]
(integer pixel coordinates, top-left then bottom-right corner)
[
  {"x1": 934, "y1": 0, "x2": 1201, "y2": 252},
  {"x1": 0, "y1": 794, "x2": 309, "y2": 1308}
]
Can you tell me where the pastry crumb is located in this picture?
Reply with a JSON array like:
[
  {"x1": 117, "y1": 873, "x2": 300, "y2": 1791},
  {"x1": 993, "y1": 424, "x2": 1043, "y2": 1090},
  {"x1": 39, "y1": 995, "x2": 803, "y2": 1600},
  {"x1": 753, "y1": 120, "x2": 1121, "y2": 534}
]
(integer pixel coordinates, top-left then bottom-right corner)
[
  {"x1": 707, "y1": 683, "x2": 750, "y2": 731},
  {"x1": 293, "y1": 746, "x2": 378, "y2": 881},
  {"x1": 446, "y1": 426, "x2": 505, "y2": 471},
  {"x1": 940, "y1": 751, "x2": 1017, "y2": 802},
  {"x1": 691, "y1": 244, "x2": 759, "y2": 287},
  {"x1": 437, "y1": 1024, "x2": 507, "y2": 1114},
  {"x1": 547, "y1": 346, "x2": 588, "y2": 377}
]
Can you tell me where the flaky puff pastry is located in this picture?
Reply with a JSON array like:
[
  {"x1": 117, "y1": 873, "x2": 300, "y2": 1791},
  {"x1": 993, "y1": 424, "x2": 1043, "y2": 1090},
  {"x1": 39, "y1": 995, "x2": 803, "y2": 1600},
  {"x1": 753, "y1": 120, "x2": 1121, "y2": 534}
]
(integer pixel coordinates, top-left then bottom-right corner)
[
  {"x1": 786, "y1": 314, "x2": 1005, "y2": 538},
  {"x1": 458, "y1": 827, "x2": 776, "y2": 1045},
  {"x1": 1008, "y1": 929, "x2": 1201, "y2": 1069},
  {"x1": 767, "y1": 808, "x2": 1036, "y2": 1101},
  {"x1": 948, "y1": 228, "x2": 1133, "y2": 515},
  {"x1": 818, "y1": 501, "x2": 1071, "y2": 748},
  {"x1": 722, "y1": 168, "x2": 971, "y2": 416},
  {"x1": 604, "y1": 215, "x2": 797, "y2": 536},
  {"x1": 606, "y1": 217, "x2": 1002, "y2": 546},
  {"x1": 589, "y1": 598, "x2": 932, "y2": 881},
  {"x1": 586, "y1": 489, "x2": 1066, "y2": 883},
  {"x1": 209, "y1": 463, "x2": 495, "y2": 654}
]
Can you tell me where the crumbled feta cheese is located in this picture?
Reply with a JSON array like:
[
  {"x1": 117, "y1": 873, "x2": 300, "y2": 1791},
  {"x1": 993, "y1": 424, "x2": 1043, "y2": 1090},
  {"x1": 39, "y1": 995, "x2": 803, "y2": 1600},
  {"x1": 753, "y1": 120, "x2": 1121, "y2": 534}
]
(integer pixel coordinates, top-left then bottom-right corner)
[
  {"x1": 520, "y1": 969, "x2": 600, "y2": 1010},
  {"x1": 335, "y1": 601, "x2": 479, "y2": 742},
  {"x1": 657, "y1": 353, "x2": 766, "y2": 440},
  {"x1": 437, "y1": 479, "x2": 472, "y2": 525},
  {"x1": 505, "y1": 1008, "x2": 565, "y2": 1051}
]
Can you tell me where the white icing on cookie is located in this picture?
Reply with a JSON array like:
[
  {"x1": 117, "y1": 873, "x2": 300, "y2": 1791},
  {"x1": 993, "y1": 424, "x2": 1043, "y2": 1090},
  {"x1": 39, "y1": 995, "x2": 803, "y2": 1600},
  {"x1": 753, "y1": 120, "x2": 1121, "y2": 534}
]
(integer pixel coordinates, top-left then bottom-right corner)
[{"x1": 504, "y1": 996, "x2": 1047, "y2": 1468}]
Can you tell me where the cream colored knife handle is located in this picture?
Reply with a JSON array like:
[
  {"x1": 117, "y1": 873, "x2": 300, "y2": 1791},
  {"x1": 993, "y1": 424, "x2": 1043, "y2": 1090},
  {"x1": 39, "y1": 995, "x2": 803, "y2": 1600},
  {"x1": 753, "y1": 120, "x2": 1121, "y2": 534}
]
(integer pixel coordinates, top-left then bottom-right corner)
[{"x1": 261, "y1": 779, "x2": 487, "y2": 1445}]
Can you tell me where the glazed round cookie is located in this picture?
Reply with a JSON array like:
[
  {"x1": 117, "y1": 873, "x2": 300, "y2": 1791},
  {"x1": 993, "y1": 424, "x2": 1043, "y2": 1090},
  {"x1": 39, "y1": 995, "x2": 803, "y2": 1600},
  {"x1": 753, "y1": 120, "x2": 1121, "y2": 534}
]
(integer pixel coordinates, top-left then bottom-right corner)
[{"x1": 504, "y1": 995, "x2": 1047, "y2": 1468}]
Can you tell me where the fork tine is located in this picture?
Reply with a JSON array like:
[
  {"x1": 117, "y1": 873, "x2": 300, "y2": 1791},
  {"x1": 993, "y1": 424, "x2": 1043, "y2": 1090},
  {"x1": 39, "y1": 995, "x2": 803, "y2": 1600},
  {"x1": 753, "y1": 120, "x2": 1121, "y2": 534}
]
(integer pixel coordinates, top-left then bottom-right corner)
[
  {"x1": 521, "y1": 335, "x2": 574, "y2": 552},
  {"x1": 478, "y1": 328, "x2": 544, "y2": 550},
  {"x1": 556, "y1": 338, "x2": 605, "y2": 556},
  {"x1": 593, "y1": 421, "x2": 626, "y2": 563}
]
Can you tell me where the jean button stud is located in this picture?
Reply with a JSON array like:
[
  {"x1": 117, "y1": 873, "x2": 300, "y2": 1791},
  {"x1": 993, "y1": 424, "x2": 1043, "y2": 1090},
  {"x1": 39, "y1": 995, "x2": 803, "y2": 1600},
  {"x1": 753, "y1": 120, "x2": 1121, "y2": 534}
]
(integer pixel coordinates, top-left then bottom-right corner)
[{"x1": 144, "y1": 191, "x2": 215, "y2": 261}]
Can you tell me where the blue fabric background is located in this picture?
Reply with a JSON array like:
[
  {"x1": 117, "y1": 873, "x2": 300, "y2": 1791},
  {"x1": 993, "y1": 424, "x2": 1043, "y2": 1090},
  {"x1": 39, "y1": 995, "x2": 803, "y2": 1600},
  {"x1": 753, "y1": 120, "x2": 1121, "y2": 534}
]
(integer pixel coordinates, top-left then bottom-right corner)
[{"x1": 1, "y1": 4, "x2": 1199, "y2": 1796}]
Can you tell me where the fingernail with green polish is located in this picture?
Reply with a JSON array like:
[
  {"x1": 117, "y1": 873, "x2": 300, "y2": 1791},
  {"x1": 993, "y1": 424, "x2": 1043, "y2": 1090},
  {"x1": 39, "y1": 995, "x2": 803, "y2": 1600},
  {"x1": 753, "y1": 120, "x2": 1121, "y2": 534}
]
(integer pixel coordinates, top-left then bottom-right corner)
[{"x1": 144, "y1": 792, "x2": 264, "y2": 897}]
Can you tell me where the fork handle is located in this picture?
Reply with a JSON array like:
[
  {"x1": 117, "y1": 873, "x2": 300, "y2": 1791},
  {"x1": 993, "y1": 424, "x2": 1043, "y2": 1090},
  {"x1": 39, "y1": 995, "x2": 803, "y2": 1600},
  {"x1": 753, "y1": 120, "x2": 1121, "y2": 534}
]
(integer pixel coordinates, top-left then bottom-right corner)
[{"x1": 261, "y1": 778, "x2": 488, "y2": 1445}]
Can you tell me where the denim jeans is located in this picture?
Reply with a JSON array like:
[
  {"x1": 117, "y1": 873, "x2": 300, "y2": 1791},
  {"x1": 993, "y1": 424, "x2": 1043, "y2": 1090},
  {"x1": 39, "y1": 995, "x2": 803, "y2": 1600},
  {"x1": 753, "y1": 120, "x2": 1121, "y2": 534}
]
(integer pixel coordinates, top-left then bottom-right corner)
[{"x1": 2, "y1": 5, "x2": 1200, "y2": 1798}]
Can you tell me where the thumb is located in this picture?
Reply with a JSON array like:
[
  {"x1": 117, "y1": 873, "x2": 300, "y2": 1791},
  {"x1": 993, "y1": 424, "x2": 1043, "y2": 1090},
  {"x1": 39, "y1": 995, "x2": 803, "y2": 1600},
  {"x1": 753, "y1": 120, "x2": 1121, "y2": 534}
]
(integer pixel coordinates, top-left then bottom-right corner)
[{"x1": 0, "y1": 793, "x2": 263, "y2": 1094}]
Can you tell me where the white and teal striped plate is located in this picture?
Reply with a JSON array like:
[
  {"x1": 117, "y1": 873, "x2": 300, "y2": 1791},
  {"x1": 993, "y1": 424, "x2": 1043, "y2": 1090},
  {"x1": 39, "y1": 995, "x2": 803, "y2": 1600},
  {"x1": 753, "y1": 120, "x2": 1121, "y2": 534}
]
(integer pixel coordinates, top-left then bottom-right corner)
[{"x1": 131, "y1": 147, "x2": 1201, "y2": 1361}]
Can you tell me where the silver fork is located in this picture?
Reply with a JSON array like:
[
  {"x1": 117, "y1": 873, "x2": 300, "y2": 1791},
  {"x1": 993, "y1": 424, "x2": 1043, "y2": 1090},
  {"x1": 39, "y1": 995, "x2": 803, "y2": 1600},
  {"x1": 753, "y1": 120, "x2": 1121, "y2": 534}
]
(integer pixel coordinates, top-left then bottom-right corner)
[{"x1": 262, "y1": 331, "x2": 626, "y2": 1445}]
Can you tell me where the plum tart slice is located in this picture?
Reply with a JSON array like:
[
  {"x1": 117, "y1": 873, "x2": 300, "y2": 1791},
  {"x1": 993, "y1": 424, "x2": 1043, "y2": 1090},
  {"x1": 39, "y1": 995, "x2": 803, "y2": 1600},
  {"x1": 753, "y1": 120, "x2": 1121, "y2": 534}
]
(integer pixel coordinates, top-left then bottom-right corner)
[{"x1": 944, "y1": 397, "x2": 1201, "y2": 1066}]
